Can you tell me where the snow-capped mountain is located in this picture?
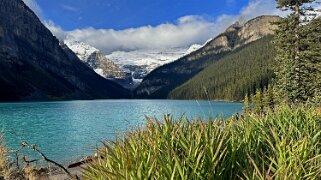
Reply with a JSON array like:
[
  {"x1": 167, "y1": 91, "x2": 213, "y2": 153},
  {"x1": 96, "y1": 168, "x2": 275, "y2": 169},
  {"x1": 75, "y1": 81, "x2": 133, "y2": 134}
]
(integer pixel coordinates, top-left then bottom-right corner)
[
  {"x1": 64, "y1": 40, "x2": 98, "y2": 61},
  {"x1": 64, "y1": 40, "x2": 130, "y2": 81},
  {"x1": 106, "y1": 45, "x2": 202, "y2": 79},
  {"x1": 64, "y1": 39, "x2": 202, "y2": 89},
  {"x1": 185, "y1": 44, "x2": 203, "y2": 55}
]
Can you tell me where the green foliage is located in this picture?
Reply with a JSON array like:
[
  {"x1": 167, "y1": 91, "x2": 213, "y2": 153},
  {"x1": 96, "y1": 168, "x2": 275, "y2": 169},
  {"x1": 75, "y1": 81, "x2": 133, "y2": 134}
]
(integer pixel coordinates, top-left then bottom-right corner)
[
  {"x1": 169, "y1": 36, "x2": 275, "y2": 101},
  {"x1": 262, "y1": 85, "x2": 275, "y2": 111},
  {"x1": 276, "y1": 0, "x2": 315, "y2": 8},
  {"x1": 274, "y1": 0, "x2": 319, "y2": 104},
  {"x1": 301, "y1": 18, "x2": 321, "y2": 102},
  {"x1": 252, "y1": 89, "x2": 263, "y2": 113},
  {"x1": 83, "y1": 106, "x2": 321, "y2": 179},
  {"x1": 243, "y1": 94, "x2": 250, "y2": 112},
  {"x1": 248, "y1": 85, "x2": 276, "y2": 114},
  {"x1": 273, "y1": 16, "x2": 309, "y2": 103}
]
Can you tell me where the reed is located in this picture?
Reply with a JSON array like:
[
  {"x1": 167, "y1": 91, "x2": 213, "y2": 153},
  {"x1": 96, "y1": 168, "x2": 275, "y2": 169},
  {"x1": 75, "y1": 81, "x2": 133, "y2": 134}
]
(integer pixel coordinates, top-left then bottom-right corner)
[{"x1": 83, "y1": 106, "x2": 321, "y2": 179}]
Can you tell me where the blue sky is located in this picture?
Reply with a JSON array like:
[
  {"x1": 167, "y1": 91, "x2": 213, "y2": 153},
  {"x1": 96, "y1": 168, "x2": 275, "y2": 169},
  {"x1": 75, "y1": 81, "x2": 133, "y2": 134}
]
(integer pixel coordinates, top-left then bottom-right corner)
[
  {"x1": 23, "y1": 0, "x2": 281, "y2": 53},
  {"x1": 36, "y1": 0, "x2": 249, "y2": 30}
]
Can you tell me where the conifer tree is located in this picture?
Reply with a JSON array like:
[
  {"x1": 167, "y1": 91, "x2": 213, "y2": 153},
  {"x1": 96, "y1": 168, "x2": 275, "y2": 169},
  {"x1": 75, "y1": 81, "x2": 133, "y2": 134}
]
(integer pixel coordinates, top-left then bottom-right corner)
[
  {"x1": 263, "y1": 85, "x2": 275, "y2": 111},
  {"x1": 244, "y1": 94, "x2": 250, "y2": 112},
  {"x1": 302, "y1": 17, "x2": 321, "y2": 103},
  {"x1": 250, "y1": 93, "x2": 255, "y2": 110},
  {"x1": 252, "y1": 89, "x2": 263, "y2": 113},
  {"x1": 262, "y1": 87, "x2": 269, "y2": 110},
  {"x1": 274, "y1": 0, "x2": 318, "y2": 104}
]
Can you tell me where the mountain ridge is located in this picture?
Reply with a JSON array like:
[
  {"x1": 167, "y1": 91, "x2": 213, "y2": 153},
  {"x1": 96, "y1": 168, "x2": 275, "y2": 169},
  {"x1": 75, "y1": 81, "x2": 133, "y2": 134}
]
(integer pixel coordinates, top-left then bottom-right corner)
[
  {"x1": 0, "y1": 0, "x2": 129, "y2": 101},
  {"x1": 106, "y1": 45, "x2": 202, "y2": 80},
  {"x1": 64, "y1": 40, "x2": 129, "y2": 80},
  {"x1": 169, "y1": 36, "x2": 276, "y2": 101},
  {"x1": 65, "y1": 40, "x2": 203, "y2": 89},
  {"x1": 134, "y1": 15, "x2": 280, "y2": 99}
]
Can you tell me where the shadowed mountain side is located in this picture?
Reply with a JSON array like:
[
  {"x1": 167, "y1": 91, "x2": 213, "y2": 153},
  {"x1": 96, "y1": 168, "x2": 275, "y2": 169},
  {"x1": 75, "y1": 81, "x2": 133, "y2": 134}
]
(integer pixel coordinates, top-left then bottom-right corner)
[{"x1": 0, "y1": 0, "x2": 129, "y2": 101}]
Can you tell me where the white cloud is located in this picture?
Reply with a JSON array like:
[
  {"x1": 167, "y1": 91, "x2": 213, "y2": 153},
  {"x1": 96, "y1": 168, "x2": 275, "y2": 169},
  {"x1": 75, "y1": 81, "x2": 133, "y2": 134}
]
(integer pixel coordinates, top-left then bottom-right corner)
[
  {"x1": 64, "y1": 16, "x2": 232, "y2": 54},
  {"x1": 61, "y1": 4, "x2": 79, "y2": 12},
  {"x1": 44, "y1": 0, "x2": 283, "y2": 54},
  {"x1": 43, "y1": 21, "x2": 68, "y2": 40},
  {"x1": 241, "y1": 0, "x2": 288, "y2": 19},
  {"x1": 22, "y1": 0, "x2": 43, "y2": 17}
]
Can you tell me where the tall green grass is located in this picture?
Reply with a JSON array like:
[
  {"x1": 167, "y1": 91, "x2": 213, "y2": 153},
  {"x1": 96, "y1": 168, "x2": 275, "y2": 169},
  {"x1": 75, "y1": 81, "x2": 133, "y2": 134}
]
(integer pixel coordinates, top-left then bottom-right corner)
[{"x1": 83, "y1": 106, "x2": 321, "y2": 179}]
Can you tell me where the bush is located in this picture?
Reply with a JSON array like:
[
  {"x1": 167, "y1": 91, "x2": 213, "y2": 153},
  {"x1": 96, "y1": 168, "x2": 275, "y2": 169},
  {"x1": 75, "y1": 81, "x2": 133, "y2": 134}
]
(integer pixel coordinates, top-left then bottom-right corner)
[{"x1": 83, "y1": 106, "x2": 321, "y2": 179}]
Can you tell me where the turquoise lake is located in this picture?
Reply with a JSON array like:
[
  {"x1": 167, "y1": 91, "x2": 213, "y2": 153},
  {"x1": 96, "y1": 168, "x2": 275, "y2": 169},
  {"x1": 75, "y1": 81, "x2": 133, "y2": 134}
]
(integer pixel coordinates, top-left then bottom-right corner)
[{"x1": 0, "y1": 100, "x2": 243, "y2": 164}]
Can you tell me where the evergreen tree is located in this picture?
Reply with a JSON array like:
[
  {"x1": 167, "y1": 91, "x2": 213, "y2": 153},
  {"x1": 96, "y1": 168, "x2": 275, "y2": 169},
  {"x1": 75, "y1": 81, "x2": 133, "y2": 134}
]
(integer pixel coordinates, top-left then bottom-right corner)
[
  {"x1": 244, "y1": 94, "x2": 250, "y2": 113},
  {"x1": 250, "y1": 93, "x2": 255, "y2": 110},
  {"x1": 268, "y1": 85, "x2": 275, "y2": 109},
  {"x1": 274, "y1": 0, "x2": 317, "y2": 104},
  {"x1": 252, "y1": 89, "x2": 263, "y2": 113},
  {"x1": 302, "y1": 17, "x2": 321, "y2": 103},
  {"x1": 262, "y1": 87, "x2": 268, "y2": 106},
  {"x1": 263, "y1": 85, "x2": 275, "y2": 111},
  {"x1": 169, "y1": 37, "x2": 276, "y2": 101}
]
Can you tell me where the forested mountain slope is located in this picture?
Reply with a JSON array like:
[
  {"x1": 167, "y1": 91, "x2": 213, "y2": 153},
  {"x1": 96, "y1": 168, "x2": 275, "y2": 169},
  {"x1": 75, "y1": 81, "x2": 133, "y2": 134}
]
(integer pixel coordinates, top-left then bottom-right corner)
[
  {"x1": 135, "y1": 16, "x2": 280, "y2": 99},
  {"x1": 169, "y1": 36, "x2": 275, "y2": 101}
]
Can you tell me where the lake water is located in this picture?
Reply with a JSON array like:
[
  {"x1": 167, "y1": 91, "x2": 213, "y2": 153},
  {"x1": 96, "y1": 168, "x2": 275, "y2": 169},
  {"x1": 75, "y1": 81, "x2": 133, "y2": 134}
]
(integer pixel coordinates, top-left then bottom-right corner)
[{"x1": 0, "y1": 100, "x2": 242, "y2": 164}]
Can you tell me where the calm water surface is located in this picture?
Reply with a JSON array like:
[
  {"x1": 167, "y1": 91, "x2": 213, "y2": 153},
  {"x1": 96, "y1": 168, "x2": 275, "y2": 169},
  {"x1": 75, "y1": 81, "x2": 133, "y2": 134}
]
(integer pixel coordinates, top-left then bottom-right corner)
[{"x1": 0, "y1": 100, "x2": 242, "y2": 163}]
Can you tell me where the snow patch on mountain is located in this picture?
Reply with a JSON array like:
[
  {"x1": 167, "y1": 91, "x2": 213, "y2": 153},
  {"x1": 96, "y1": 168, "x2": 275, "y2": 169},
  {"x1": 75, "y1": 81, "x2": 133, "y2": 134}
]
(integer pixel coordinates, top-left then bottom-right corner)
[
  {"x1": 185, "y1": 44, "x2": 203, "y2": 55},
  {"x1": 107, "y1": 48, "x2": 184, "y2": 70},
  {"x1": 64, "y1": 40, "x2": 129, "y2": 81},
  {"x1": 94, "y1": 68, "x2": 105, "y2": 77},
  {"x1": 64, "y1": 40, "x2": 98, "y2": 61},
  {"x1": 64, "y1": 39, "x2": 203, "y2": 88},
  {"x1": 106, "y1": 44, "x2": 202, "y2": 78}
]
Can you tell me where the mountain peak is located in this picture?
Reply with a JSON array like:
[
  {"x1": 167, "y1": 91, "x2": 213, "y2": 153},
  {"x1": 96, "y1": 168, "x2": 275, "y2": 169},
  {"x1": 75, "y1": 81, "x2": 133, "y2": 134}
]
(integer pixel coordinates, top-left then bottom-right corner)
[
  {"x1": 0, "y1": 0, "x2": 129, "y2": 101},
  {"x1": 64, "y1": 40, "x2": 99, "y2": 61},
  {"x1": 135, "y1": 15, "x2": 280, "y2": 98},
  {"x1": 237, "y1": 15, "x2": 280, "y2": 45},
  {"x1": 186, "y1": 15, "x2": 280, "y2": 61},
  {"x1": 225, "y1": 21, "x2": 242, "y2": 33}
]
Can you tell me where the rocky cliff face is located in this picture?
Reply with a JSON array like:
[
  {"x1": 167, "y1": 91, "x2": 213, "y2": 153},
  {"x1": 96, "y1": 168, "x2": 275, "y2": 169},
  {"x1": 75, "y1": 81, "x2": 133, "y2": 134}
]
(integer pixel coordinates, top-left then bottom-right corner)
[
  {"x1": 64, "y1": 40, "x2": 129, "y2": 80},
  {"x1": 186, "y1": 15, "x2": 279, "y2": 62},
  {"x1": 135, "y1": 15, "x2": 280, "y2": 99},
  {"x1": 87, "y1": 52, "x2": 129, "y2": 79},
  {"x1": 0, "y1": 0, "x2": 129, "y2": 101},
  {"x1": 106, "y1": 46, "x2": 202, "y2": 80},
  {"x1": 64, "y1": 40, "x2": 203, "y2": 90}
]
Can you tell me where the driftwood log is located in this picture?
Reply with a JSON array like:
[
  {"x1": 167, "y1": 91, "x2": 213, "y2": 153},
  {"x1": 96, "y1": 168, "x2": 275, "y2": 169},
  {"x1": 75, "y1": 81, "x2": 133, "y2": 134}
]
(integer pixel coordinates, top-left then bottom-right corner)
[
  {"x1": 68, "y1": 154, "x2": 104, "y2": 169},
  {"x1": 68, "y1": 156, "x2": 95, "y2": 169}
]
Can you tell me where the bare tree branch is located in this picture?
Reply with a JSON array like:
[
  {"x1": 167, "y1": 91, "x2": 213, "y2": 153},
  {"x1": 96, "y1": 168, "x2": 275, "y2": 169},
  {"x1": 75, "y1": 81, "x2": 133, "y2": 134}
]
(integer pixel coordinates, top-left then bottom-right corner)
[{"x1": 28, "y1": 144, "x2": 80, "y2": 180}]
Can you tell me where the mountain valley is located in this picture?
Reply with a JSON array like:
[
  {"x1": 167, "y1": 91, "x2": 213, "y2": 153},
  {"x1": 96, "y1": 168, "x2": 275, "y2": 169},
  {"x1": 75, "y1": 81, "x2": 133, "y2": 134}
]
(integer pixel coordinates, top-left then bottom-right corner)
[{"x1": 0, "y1": 0, "x2": 281, "y2": 101}]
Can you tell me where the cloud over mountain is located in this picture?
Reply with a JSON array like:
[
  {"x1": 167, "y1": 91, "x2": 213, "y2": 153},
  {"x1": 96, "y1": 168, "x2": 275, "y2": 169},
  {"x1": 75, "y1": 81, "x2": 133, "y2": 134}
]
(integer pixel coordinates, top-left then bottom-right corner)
[
  {"x1": 27, "y1": 0, "x2": 284, "y2": 54},
  {"x1": 22, "y1": 0, "x2": 42, "y2": 17}
]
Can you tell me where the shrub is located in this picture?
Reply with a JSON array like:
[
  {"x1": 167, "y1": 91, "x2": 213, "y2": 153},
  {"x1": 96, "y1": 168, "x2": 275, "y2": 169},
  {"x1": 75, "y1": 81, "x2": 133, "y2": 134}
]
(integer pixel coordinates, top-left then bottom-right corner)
[{"x1": 83, "y1": 106, "x2": 321, "y2": 179}]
